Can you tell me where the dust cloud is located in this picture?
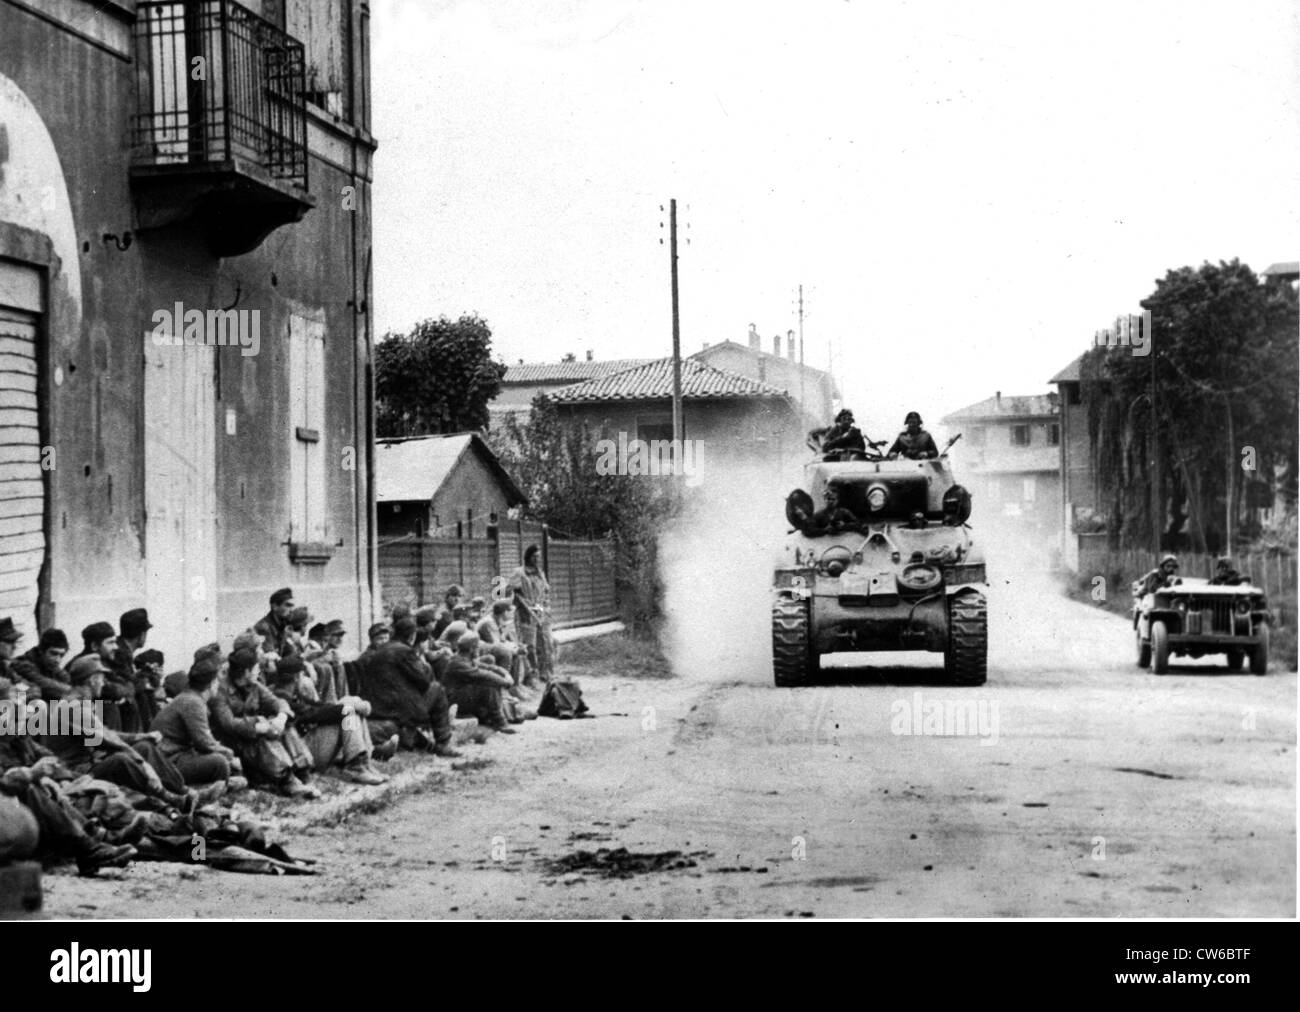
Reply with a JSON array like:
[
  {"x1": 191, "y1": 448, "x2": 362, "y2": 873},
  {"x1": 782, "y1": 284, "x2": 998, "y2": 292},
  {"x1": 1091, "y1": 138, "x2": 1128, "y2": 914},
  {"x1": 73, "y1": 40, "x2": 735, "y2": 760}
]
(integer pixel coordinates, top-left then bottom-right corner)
[{"x1": 657, "y1": 458, "x2": 802, "y2": 681}]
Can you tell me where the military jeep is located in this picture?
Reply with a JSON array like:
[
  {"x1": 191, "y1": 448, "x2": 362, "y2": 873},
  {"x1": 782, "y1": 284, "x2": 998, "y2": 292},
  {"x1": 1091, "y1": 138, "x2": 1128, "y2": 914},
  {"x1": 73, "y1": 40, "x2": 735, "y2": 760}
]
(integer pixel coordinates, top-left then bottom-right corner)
[{"x1": 1132, "y1": 576, "x2": 1271, "y2": 675}]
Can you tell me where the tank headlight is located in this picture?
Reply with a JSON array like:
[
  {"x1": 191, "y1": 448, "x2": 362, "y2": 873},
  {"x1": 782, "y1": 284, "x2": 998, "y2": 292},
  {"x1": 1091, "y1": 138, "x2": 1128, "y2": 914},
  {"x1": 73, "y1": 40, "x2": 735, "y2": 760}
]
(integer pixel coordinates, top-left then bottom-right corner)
[
  {"x1": 827, "y1": 560, "x2": 845, "y2": 577},
  {"x1": 867, "y1": 487, "x2": 888, "y2": 511},
  {"x1": 1235, "y1": 598, "x2": 1251, "y2": 615},
  {"x1": 1174, "y1": 598, "x2": 1188, "y2": 613}
]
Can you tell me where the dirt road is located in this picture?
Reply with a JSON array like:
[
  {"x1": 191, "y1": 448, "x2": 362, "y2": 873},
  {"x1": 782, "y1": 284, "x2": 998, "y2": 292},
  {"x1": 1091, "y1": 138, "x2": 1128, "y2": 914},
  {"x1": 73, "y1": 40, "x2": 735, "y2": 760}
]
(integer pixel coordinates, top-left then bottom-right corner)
[{"x1": 45, "y1": 577, "x2": 1294, "y2": 918}]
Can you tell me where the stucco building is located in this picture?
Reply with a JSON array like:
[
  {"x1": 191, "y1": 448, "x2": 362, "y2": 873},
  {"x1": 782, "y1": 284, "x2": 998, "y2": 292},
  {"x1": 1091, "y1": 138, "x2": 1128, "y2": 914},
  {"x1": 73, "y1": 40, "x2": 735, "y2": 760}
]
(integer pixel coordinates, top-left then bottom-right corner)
[{"x1": 0, "y1": 0, "x2": 378, "y2": 662}]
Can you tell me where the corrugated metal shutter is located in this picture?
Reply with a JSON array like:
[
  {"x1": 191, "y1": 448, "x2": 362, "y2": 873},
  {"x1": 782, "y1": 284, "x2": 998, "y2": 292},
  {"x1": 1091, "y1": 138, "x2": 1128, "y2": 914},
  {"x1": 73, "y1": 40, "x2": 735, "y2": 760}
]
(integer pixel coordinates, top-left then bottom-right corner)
[{"x1": 0, "y1": 307, "x2": 43, "y2": 628}]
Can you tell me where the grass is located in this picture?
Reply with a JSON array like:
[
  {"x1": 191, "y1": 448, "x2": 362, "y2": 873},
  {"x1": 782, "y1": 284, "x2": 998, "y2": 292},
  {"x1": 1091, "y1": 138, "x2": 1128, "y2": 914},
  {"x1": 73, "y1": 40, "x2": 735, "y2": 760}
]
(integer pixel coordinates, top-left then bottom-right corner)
[
  {"x1": 555, "y1": 631, "x2": 675, "y2": 680},
  {"x1": 1059, "y1": 570, "x2": 1298, "y2": 671}
]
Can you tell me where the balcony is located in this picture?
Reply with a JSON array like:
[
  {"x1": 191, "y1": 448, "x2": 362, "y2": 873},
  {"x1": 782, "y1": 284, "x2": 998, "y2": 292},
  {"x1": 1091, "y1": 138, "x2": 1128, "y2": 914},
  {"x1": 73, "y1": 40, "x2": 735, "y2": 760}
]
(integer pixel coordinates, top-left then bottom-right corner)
[{"x1": 130, "y1": 0, "x2": 316, "y2": 256}]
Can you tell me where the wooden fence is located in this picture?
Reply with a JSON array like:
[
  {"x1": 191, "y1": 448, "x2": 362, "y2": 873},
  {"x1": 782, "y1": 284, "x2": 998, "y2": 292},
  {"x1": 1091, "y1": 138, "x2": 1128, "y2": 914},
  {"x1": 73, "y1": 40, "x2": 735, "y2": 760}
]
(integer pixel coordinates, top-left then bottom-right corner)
[{"x1": 377, "y1": 522, "x2": 618, "y2": 629}]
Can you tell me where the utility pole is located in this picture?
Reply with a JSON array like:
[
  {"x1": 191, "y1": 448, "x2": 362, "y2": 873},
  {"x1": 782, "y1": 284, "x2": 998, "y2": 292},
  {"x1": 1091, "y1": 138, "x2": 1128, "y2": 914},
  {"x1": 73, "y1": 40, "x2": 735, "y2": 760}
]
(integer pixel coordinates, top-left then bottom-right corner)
[
  {"x1": 1149, "y1": 314, "x2": 1160, "y2": 551},
  {"x1": 797, "y1": 284, "x2": 806, "y2": 418},
  {"x1": 669, "y1": 198, "x2": 682, "y2": 444}
]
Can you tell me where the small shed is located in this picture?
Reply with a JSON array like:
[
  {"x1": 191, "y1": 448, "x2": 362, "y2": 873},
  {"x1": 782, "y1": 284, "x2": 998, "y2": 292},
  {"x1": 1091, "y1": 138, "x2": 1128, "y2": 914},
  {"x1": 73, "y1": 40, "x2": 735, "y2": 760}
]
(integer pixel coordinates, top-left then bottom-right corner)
[{"x1": 375, "y1": 433, "x2": 526, "y2": 539}]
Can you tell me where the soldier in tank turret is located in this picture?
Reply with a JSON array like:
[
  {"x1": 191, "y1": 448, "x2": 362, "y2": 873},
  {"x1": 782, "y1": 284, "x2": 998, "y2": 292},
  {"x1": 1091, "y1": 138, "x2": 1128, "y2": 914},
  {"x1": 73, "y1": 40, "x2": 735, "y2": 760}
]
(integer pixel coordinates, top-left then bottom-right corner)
[
  {"x1": 887, "y1": 411, "x2": 939, "y2": 460},
  {"x1": 810, "y1": 409, "x2": 867, "y2": 458}
]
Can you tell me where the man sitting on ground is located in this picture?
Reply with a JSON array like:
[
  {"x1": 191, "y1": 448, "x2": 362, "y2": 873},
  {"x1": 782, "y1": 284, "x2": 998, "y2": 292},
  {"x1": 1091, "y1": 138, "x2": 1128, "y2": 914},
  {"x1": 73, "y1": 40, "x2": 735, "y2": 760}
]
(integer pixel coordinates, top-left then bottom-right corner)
[
  {"x1": 254, "y1": 587, "x2": 295, "y2": 656},
  {"x1": 442, "y1": 634, "x2": 516, "y2": 734},
  {"x1": 346, "y1": 617, "x2": 461, "y2": 757},
  {"x1": 431, "y1": 585, "x2": 464, "y2": 639},
  {"x1": 268, "y1": 654, "x2": 392, "y2": 785},
  {"x1": 210, "y1": 647, "x2": 319, "y2": 799},
  {"x1": 110, "y1": 608, "x2": 154, "y2": 731},
  {"x1": 10, "y1": 628, "x2": 71, "y2": 701},
  {"x1": 150, "y1": 658, "x2": 245, "y2": 789},
  {"x1": 44, "y1": 656, "x2": 196, "y2": 810}
]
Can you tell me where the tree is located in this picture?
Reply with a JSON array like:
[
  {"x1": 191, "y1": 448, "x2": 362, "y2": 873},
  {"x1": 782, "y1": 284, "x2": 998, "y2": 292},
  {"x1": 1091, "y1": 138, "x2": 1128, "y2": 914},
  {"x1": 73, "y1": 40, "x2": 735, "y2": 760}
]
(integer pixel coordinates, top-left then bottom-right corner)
[
  {"x1": 487, "y1": 396, "x2": 681, "y2": 633},
  {"x1": 375, "y1": 314, "x2": 506, "y2": 437},
  {"x1": 1083, "y1": 259, "x2": 1298, "y2": 552}
]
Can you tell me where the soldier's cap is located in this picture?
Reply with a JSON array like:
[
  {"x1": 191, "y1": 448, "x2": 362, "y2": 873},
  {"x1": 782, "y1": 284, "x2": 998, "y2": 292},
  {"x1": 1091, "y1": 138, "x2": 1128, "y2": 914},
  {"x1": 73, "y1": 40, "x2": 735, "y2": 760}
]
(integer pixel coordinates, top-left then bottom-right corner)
[
  {"x1": 414, "y1": 605, "x2": 439, "y2": 626},
  {"x1": 165, "y1": 669, "x2": 191, "y2": 698},
  {"x1": 0, "y1": 617, "x2": 20, "y2": 643},
  {"x1": 228, "y1": 647, "x2": 259, "y2": 674},
  {"x1": 67, "y1": 655, "x2": 110, "y2": 685},
  {"x1": 835, "y1": 408, "x2": 854, "y2": 422},
  {"x1": 288, "y1": 606, "x2": 311, "y2": 629},
  {"x1": 445, "y1": 584, "x2": 465, "y2": 599},
  {"x1": 185, "y1": 662, "x2": 219, "y2": 693},
  {"x1": 1160, "y1": 553, "x2": 1179, "y2": 566},
  {"x1": 81, "y1": 621, "x2": 116, "y2": 645},
  {"x1": 1215, "y1": 556, "x2": 1233, "y2": 567},
  {"x1": 274, "y1": 653, "x2": 306, "y2": 680},
  {"x1": 440, "y1": 621, "x2": 469, "y2": 644},
  {"x1": 39, "y1": 628, "x2": 70, "y2": 652},
  {"x1": 232, "y1": 630, "x2": 262, "y2": 654},
  {"x1": 270, "y1": 587, "x2": 294, "y2": 607},
  {"x1": 119, "y1": 607, "x2": 152, "y2": 638},
  {"x1": 193, "y1": 642, "x2": 224, "y2": 664},
  {"x1": 368, "y1": 622, "x2": 390, "y2": 640},
  {"x1": 325, "y1": 620, "x2": 346, "y2": 637},
  {"x1": 135, "y1": 648, "x2": 164, "y2": 668},
  {"x1": 309, "y1": 622, "x2": 328, "y2": 642},
  {"x1": 905, "y1": 411, "x2": 923, "y2": 425}
]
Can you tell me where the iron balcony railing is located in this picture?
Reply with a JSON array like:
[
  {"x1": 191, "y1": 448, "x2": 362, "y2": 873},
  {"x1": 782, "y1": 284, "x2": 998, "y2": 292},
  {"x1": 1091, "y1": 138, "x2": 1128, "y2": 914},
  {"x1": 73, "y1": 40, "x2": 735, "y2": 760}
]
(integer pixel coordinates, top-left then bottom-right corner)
[{"x1": 132, "y1": 0, "x2": 309, "y2": 189}]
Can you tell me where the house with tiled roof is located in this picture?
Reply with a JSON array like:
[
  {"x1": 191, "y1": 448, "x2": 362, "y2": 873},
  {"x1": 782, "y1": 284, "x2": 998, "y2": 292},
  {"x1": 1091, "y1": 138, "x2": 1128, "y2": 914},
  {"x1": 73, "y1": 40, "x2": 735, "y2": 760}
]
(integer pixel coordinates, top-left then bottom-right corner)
[
  {"x1": 692, "y1": 327, "x2": 839, "y2": 426},
  {"x1": 547, "y1": 357, "x2": 804, "y2": 477},
  {"x1": 490, "y1": 354, "x2": 654, "y2": 427},
  {"x1": 941, "y1": 391, "x2": 1062, "y2": 547}
]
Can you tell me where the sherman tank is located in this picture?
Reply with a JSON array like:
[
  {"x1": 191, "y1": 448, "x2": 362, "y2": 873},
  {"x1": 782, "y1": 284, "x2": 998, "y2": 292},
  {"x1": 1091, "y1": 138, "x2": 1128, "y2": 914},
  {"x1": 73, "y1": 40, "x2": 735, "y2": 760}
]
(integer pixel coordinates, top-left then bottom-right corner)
[{"x1": 771, "y1": 438, "x2": 987, "y2": 686}]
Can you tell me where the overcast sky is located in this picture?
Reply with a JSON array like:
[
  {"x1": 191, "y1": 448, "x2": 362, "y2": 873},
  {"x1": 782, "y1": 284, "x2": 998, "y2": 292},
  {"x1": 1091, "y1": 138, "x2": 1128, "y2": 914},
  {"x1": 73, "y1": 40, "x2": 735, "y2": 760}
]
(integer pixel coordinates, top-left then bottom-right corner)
[{"x1": 372, "y1": 0, "x2": 1299, "y2": 438}]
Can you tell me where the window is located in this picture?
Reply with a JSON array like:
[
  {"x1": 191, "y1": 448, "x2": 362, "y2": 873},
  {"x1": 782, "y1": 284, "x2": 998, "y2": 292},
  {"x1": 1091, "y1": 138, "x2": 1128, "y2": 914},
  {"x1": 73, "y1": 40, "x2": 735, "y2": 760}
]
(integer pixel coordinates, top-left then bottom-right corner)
[
  {"x1": 1047, "y1": 423, "x2": 1061, "y2": 446},
  {"x1": 289, "y1": 313, "x2": 328, "y2": 550},
  {"x1": 1010, "y1": 424, "x2": 1030, "y2": 447},
  {"x1": 1067, "y1": 385, "x2": 1081, "y2": 406}
]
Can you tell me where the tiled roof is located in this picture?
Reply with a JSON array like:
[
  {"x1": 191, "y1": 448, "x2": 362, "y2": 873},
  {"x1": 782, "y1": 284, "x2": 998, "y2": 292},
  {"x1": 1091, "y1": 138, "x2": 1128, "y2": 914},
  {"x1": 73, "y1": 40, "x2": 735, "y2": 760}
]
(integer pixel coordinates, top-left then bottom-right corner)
[
  {"x1": 941, "y1": 393, "x2": 1059, "y2": 422},
  {"x1": 546, "y1": 357, "x2": 790, "y2": 403},
  {"x1": 1049, "y1": 353, "x2": 1084, "y2": 384},
  {"x1": 1262, "y1": 261, "x2": 1300, "y2": 278},
  {"x1": 692, "y1": 340, "x2": 834, "y2": 381},
  {"x1": 502, "y1": 360, "x2": 654, "y2": 384},
  {"x1": 375, "y1": 433, "x2": 526, "y2": 505}
]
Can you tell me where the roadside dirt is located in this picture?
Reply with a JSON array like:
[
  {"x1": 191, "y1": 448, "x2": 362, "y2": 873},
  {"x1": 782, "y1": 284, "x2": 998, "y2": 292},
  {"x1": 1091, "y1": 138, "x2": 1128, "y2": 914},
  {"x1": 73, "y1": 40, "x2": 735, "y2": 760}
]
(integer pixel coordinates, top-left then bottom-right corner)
[{"x1": 41, "y1": 575, "x2": 1296, "y2": 918}]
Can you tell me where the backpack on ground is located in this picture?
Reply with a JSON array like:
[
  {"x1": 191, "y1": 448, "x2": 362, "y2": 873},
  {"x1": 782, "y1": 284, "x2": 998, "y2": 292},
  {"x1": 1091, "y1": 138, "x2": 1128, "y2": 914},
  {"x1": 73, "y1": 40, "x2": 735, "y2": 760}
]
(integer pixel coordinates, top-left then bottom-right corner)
[{"x1": 538, "y1": 679, "x2": 590, "y2": 719}]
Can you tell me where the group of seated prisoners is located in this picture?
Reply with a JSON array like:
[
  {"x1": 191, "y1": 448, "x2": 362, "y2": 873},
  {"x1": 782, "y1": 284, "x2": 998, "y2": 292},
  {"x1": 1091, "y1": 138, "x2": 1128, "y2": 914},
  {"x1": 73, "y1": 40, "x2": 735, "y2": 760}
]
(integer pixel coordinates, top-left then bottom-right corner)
[{"x1": 0, "y1": 546, "x2": 557, "y2": 873}]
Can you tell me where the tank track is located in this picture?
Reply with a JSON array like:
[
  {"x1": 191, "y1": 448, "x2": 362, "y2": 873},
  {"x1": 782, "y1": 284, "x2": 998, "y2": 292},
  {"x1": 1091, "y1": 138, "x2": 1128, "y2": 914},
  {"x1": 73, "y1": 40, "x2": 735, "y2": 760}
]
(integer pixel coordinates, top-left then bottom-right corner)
[
  {"x1": 945, "y1": 590, "x2": 988, "y2": 686},
  {"x1": 772, "y1": 595, "x2": 814, "y2": 687}
]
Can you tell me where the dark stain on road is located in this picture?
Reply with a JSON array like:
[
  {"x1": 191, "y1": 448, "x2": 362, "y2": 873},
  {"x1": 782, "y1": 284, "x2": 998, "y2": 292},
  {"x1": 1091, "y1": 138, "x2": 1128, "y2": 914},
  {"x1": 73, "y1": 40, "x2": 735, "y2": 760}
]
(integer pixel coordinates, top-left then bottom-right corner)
[
  {"x1": 1113, "y1": 767, "x2": 1179, "y2": 780},
  {"x1": 541, "y1": 847, "x2": 714, "y2": 879}
]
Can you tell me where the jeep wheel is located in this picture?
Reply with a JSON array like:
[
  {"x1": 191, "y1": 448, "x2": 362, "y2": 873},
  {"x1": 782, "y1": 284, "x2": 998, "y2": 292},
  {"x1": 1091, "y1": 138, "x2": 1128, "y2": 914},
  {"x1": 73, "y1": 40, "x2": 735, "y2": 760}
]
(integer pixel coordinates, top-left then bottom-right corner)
[
  {"x1": 1225, "y1": 649, "x2": 1245, "y2": 671},
  {"x1": 772, "y1": 595, "x2": 815, "y2": 687},
  {"x1": 945, "y1": 590, "x2": 988, "y2": 686},
  {"x1": 1135, "y1": 630, "x2": 1151, "y2": 668},
  {"x1": 1250, "y1": 625, "x2": 1269, "y2": 676},
  {"x1": 1151, "y1": 620, "x2": 1170, "y2": 675}
]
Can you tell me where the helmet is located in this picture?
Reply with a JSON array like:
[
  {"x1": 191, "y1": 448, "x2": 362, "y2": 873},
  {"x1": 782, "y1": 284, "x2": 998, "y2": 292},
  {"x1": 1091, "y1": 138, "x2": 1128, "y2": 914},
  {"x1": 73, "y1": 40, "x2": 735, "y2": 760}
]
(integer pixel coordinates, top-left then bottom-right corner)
[
  {"x1": 835, "y1": 408, "x2": 854, "y2": 424},
  {"x1": 904, "y1": 411, "x2": 922, "y2": 425}
]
